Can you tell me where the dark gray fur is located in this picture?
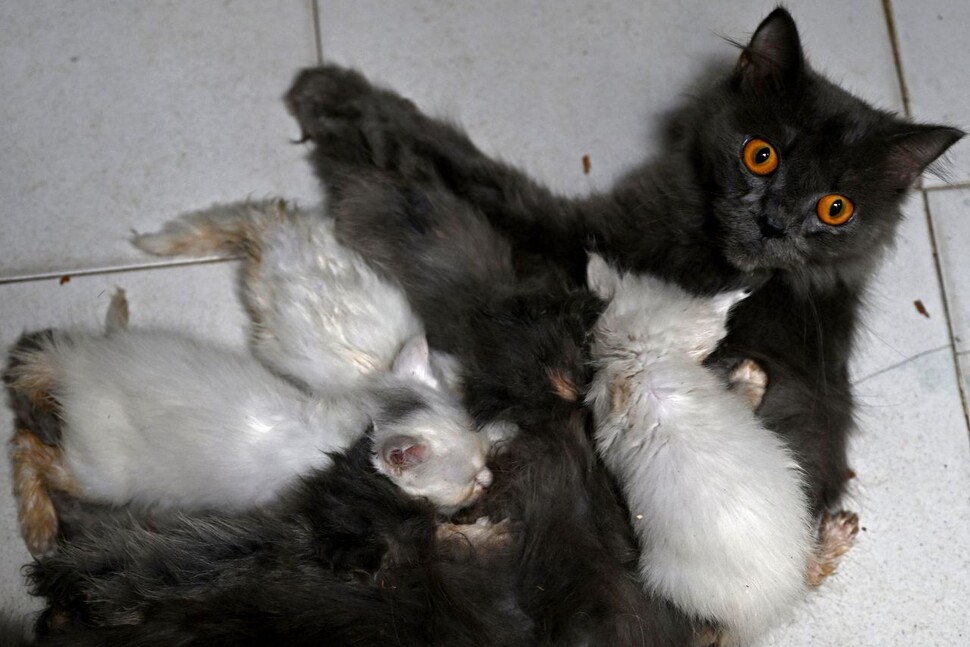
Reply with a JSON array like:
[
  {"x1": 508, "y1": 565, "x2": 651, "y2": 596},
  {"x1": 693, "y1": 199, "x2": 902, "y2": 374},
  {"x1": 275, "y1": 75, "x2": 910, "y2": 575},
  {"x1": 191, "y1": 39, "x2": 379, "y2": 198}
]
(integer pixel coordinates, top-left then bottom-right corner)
[
  {"x1": 24, "y1": 434, "x2": 534, "y2": 646},
  {"x1": 284, "y1": 7, "x2": 963, "y2": 514}
]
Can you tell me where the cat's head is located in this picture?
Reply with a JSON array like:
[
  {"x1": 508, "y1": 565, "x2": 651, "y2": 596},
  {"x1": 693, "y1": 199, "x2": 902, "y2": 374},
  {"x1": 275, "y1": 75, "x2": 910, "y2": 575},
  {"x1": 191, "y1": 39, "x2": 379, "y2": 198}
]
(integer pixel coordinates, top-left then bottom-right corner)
[
  {"x1": 371, "y1": 336, "x2": 492, "y2": 515},
  {"x1": 587, "y1": 254, "x2": 748, "y2": 361},
  {"x1": 693, "y1": 7, "x2": 963, "y2": 281}
]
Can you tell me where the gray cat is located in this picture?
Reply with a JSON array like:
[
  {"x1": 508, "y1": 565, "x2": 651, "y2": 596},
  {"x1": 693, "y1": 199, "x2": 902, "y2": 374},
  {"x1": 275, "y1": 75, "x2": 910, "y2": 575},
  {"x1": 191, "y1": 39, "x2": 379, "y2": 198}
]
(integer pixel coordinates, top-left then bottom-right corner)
[{"x1": 283, "y1": 7, "x2": 963, "y2": 516}]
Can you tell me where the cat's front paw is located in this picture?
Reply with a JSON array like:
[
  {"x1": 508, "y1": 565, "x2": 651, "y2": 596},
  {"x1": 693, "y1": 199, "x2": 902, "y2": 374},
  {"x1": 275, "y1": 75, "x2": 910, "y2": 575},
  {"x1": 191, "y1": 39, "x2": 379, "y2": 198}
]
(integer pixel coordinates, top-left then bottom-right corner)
[
  {"x1": 286, "y1": 65, "x2": 414, "y2": 141},
  {"x1": 728, "y1": 359, "x2": 768, "y2": 409},
  {"x1": 806, "y1": 510, "x2": 860, "y2": 586}
]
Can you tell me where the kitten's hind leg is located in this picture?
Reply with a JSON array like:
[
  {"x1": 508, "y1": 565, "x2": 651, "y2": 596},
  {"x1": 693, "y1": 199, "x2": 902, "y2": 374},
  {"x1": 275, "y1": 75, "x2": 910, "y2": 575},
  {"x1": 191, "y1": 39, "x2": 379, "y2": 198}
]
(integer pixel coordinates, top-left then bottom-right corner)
[
  {"x1": 728, "y1": 358, "x2": 768, "y2": 409},
  {"x1": 132, "y1": 199, "x2": 288, "y2": 260},
  {"x1": 11, "y1": 428, "x2": 79, "y2": 556},
  {"x1": 806, "y1": 510, "x2": 860, "y2": 586}
]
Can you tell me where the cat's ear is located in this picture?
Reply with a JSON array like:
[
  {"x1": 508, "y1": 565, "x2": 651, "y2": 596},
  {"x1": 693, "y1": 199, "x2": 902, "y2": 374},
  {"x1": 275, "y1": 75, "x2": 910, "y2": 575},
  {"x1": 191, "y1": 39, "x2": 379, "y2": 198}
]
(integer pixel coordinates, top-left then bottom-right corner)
[
  {"x1": 586, "y1": 253, "x2": 621, "y2": 299},
  {"x1": 735, "y1": 7, "x2": 804, "y2": 89},
  {"x1": 376, "y1": 434, "x2": 430, "y2": 475},
  {"x1": 885, "y1": 125, "x2": 965, "y2": 188},
  {"x1": 392, "y1": 335, "x2": 442, "y2": 391}
]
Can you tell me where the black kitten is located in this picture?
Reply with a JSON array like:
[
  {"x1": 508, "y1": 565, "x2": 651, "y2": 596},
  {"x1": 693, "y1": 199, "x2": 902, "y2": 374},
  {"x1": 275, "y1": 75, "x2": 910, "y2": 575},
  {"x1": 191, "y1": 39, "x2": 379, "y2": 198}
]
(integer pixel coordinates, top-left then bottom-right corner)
[
  {"x1": 284, "y1": 7, "x2": 963, "y2": 514},
  {"x1": 331, "y1": 175, "x2": 702, "y2": 644},
  {"x1": 26, "y1": 434, "x2": 533, "y2": 646}
]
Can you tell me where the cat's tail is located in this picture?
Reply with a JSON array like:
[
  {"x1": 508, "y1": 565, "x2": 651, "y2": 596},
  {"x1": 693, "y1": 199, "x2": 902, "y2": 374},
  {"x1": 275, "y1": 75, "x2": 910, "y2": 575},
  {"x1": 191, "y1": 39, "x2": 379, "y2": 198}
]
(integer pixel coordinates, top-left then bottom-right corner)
[{"x1": 132, "y1": 199, "x2": 292, "y2": 260}]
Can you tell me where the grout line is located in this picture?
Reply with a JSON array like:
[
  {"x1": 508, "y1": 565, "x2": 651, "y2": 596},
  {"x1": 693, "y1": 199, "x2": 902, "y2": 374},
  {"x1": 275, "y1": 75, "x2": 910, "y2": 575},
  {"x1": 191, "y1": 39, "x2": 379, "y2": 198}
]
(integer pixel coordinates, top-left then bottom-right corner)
[
  {"x1": 880, "y1": 0, "x2": 912, "y2": 116},
  {"x1": 0, "y1": 257, "x2": 238, "y2": 286},
  {"x1": 921, "y1": 188, "x2": 970, "y2": 432},
  {"x1": 311, "y1": 0, "x2": 323, "y2": 64},
  {"x1": 882, "y1": 0, "x2": 970, "y2": 430},
  {"x1": 852, "y1": 344, "x2": 951, "y2": 386},
  {"x1": 924, "y1": 181, "x2": 970, "y2": 193}
]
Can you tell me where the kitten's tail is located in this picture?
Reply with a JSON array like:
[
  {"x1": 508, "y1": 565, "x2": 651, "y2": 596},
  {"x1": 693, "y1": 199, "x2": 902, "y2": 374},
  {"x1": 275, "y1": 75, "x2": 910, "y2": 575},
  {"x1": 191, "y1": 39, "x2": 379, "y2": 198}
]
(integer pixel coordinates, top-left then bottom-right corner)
[
  {"x1": 132, "y1": 199, "x2": 292, "y2": 259},
  {"x1": 4, "y1": 330, "x2": 62, "y2": 445}
]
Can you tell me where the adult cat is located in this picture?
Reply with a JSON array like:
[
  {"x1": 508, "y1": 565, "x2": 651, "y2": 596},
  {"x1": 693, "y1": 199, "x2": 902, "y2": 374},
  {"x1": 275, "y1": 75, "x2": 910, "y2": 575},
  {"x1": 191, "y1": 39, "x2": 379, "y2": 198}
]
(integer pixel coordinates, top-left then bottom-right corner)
[{"x1": 284, "y1": 7, "x2": 964, "y2": 514}]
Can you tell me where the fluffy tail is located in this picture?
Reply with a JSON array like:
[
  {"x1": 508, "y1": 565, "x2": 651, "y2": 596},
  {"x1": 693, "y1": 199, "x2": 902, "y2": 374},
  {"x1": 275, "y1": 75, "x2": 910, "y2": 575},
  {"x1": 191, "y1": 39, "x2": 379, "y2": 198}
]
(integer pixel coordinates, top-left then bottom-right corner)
[{"x1": 132, "y1": 199, "x2": 290, "y2": 259}]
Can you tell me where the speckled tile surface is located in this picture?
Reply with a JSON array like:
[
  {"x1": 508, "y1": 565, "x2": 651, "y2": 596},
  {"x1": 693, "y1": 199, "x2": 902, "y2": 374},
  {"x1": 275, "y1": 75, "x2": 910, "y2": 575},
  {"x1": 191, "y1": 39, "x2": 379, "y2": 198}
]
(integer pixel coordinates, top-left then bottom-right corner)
[
  {"x1": 0, "y1": 0, "x2": 320, "y2": 279},
  {"x1": 927, "y1": 188, "x2": 970, "y2": 411},
  {"x1": 0, "y1": 261, "x2": 248, "y2": 617},
  {"x1": 891, "y1": 0, "x2": 970, "y2": 187},
  {"x1": 1, "y1": 2, "x2": 968, "y2": 644}
]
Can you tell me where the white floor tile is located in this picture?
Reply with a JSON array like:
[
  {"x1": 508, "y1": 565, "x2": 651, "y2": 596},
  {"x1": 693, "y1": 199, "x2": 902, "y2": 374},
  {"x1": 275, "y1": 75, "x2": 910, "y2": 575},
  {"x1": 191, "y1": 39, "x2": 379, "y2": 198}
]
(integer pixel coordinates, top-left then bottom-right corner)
[
  {"x1": 891, "y1": 0, "x2": 970, "y2": 187},
  {"x1": 0, "y1": 261, "x2": 249, "y2": 615},
  {"x1": 317, "y1": 1, "x2": 901, "y2": 197},
  {"x1": 764, "y1": 350, "x2": 970, "y2": 647},
  {"x1": 928, "y1": 188, "x2": 970, "y2": 354},
  {"x1": 852, "y1": 193, "x2": 952, "y2": 381},
  {"x1": 0, "y1": 1, "x2": 321, "y2": 279},
  {"x1": 927, "y1": 187, "x2": 970, "y2": 414}
]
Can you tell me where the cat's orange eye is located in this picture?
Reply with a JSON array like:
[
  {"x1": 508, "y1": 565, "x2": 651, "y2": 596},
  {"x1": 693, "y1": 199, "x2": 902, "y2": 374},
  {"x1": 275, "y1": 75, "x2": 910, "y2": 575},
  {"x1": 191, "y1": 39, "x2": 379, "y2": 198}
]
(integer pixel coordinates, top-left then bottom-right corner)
[
  {"x1": 816, "y1": 194, "x2": 855, "y2": 226},
  {"x1": 742, "y1": 138, "x2": 779, "y2": 175}
]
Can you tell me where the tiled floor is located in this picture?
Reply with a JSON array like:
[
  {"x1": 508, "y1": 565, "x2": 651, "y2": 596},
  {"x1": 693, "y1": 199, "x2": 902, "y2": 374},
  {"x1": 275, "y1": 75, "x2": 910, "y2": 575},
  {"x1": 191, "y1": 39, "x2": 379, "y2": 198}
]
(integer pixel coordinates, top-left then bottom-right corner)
[{"x1": 1, "y1": 1, "x2": 968, "y2": 644}]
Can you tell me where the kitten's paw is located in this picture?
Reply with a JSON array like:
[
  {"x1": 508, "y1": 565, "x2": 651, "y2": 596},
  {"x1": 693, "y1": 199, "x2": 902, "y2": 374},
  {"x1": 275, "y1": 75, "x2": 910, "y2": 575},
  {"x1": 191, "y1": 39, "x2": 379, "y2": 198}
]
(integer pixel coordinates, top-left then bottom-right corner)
[
  {"x1": 11, "y1": 429, "x2": 72, "y2": 556},
  {"x1": 806, "y1": 510, "x2": 860, "y2": 586},
  {"x1": 436, "y1": 517, "x2": 512, "y2": 551},
  {"x1": 480, "y1": 420, "x2": 520, "y2": 451},
  {"x1": 105, "y1": 288, "x2": 129, "y2": 333},
  {"x1": 728, "y1": 359, "x2": 768, "y2": 409}
]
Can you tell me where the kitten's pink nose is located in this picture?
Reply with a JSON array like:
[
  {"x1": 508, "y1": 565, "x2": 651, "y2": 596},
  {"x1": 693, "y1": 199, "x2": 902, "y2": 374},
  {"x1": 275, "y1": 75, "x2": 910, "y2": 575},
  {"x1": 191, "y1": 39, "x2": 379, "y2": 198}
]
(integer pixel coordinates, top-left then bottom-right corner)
[{"x1": 475, "y1": 468, "x2": 493, "y2": 490}]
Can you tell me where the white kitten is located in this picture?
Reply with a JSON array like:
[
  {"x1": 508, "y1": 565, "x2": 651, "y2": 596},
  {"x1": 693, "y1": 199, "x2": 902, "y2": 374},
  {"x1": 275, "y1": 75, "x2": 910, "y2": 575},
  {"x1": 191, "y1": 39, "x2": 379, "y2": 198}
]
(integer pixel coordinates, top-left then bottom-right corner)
[
  {"x1": 8, "y1": 325, "x2": 491, "y2": 555},
  {"x1": 585, "y1": 255, "x2": 813, "y2": 644},
  {"x1": 133, "y1": 199, "x2": 460, "y2": 394}
]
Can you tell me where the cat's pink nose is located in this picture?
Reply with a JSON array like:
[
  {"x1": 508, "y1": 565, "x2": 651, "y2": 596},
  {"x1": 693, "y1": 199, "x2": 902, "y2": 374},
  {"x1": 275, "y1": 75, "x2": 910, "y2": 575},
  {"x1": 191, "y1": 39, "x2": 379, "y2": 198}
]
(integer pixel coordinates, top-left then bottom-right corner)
[{"x1": 475, "y1": 469, "x2": 493, "y2": 489}]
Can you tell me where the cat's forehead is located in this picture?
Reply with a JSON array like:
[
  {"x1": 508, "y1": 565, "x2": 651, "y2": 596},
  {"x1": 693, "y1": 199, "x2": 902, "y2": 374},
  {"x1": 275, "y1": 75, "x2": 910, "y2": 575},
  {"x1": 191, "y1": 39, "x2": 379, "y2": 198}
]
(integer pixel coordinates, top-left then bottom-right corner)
[{"x1": 731, "y1": 73, "x2": 894, "y2": 150}]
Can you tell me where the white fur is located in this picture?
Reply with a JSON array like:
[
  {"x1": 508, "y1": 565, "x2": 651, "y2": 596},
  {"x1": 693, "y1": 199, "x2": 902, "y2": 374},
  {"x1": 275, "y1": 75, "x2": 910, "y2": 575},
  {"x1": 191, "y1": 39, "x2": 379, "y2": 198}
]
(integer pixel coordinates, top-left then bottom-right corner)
[
  {"x1": 33, "y1": 328, "x2": 490, "y2": 514},
  {"x1": 585, "y1": 255, "x2": 813, "y2": 644},
  {"x1": 133, "y1": 201, "x2": 427, "y2": 393}
]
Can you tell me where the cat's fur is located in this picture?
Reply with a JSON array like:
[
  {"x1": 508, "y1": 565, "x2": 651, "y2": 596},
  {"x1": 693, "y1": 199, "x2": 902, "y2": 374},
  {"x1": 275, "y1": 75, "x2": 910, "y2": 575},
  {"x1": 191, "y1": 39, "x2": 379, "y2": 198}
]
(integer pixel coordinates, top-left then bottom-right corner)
[
  {"x1": 586, "y1": 254, "x2": 813, "y2": 644},
  {"x1": 301, "y1": 175, "x2": 705, "y2": 644},
  {"x1": 5, "y1": 326, "x2": 491, "y2": 555},
  {"x1": 25, "y1": 434, "x2": 533, "y2": 646},
  {"x1": 283, "y1": 7, "x2": 964, "y2": 514},
  {"x1": 132, "y1": 199, "x2": 465, "y2": 395}
]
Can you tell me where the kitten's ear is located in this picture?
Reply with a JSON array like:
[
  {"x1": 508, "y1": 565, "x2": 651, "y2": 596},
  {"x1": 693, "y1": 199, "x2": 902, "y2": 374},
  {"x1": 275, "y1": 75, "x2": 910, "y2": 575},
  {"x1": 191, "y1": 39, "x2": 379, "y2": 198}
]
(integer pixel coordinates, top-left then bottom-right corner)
[
  {"x1": 711, "y1": 288, "x2": 751, "y2": 321},
  {"x1": 885, "y1": 125, "x2": 965, "y2": 187},
  {"x1": 377, "y1": 435, "x2": 430, "y2": 475},
  {"x1": 735, "y1": 7, "x2": 804, "y2": 89},
  {"x1": 586, "y1": 253, "x2": 621, "y2": 299},
  {"x1": 392, "y1": 335, "x2": 441, "y2": 391}
]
